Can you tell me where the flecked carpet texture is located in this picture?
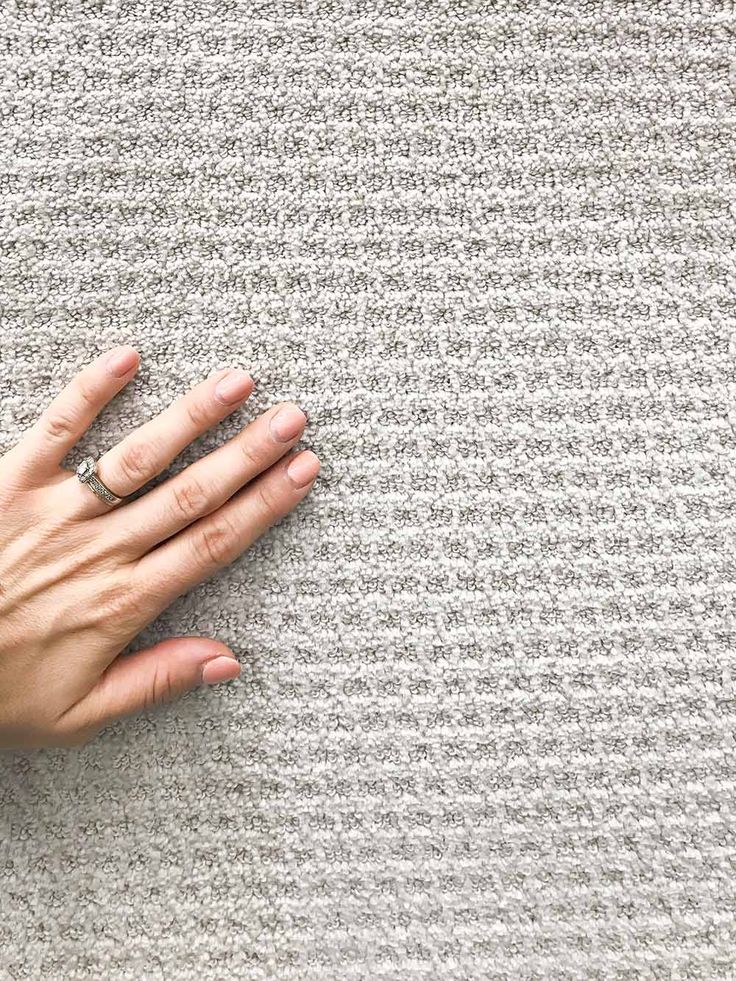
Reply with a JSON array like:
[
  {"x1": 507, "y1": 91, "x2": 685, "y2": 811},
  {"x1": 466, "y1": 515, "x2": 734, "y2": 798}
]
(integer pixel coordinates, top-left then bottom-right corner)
[{"x1": 1, "y1": 1, "x2": 736, "y2": 978}]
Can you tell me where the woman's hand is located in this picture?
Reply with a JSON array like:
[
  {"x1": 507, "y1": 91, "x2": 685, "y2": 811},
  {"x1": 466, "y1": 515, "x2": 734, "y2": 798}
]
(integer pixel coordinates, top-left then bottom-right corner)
[{"x1": 0, "y1": 346, "x2": 320, "y2": 749}]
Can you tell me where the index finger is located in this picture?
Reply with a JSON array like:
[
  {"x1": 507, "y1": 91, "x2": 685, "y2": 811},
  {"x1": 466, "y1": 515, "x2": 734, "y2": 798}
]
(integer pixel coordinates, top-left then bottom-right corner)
[{"x1": 12, "y1": 346, "x2": 140, "y2": 478}]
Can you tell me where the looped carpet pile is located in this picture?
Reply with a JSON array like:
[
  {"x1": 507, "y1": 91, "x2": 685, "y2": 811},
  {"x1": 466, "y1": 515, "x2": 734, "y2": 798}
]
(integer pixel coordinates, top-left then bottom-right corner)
[{"x1": 1, "y1": 1, "x2": 735, "y2": 978}]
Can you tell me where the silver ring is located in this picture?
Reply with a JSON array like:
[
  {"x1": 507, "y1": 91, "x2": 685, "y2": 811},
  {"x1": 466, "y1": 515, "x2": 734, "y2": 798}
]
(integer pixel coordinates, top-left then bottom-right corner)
[{"x1": 76, "y1": 456, "x2": 125, "y2": 507}]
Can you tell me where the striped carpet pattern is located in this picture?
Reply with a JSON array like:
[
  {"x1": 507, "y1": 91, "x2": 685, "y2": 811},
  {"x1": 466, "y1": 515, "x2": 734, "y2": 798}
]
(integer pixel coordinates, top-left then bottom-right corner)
[{"x1": 1, "y1": 1, "x2": 735, "y2": 977}]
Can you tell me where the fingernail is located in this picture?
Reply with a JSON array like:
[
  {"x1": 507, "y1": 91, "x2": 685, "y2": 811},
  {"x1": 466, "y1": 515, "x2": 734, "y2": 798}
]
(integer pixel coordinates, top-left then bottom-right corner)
[
  {"x1": 106, "y1": 346, "x2": 139, "y2": 377},
  {"x1": 200, "y1": 656, "x2": 241, "y2": 686},
  {"x1": 270, "y1": 404, "x2": 307, "y2": 442},
  {"x1": 214, "y1": 370, "x2": 254, "y2": 405},
  {"x1": 286, "y1": 449, "x2": 320, "y2": 488}
]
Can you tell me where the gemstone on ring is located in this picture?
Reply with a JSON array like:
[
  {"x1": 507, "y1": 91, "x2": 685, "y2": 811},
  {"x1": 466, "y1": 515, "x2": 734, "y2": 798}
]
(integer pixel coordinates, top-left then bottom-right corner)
[
  {"x1": 75, "y1": 455, "x2": 125, "y2": 506},
  {"x1": 76, "y1": 456, "x2": 97, "y2": 483}
]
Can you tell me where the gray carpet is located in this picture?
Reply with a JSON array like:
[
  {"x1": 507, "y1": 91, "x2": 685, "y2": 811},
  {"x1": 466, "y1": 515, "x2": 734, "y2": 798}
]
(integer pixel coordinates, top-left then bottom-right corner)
[{"x1": 1, "y1": 1, "x2": 736, "y2": 978}]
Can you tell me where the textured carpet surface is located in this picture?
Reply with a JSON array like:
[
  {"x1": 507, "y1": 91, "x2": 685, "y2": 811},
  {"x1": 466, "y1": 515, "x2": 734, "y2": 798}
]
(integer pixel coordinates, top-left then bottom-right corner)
[{"x1": 1, "y1": 1, "x2": 736, "y2": 978}]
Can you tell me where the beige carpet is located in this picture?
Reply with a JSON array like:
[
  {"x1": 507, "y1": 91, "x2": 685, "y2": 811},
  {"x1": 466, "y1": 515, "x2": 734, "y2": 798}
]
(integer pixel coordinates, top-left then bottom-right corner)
[{"x1": 1, "y1": 1, "x2": 736, "y2": 978}]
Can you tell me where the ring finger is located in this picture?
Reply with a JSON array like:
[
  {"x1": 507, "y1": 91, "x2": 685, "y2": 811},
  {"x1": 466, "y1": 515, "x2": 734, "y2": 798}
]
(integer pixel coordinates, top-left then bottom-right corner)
[
  {"x1": 105, "y1": 399, "x2": 309, "y2": 554},
  {"x1": 68, "y1": 367, "x2": 255, "y2": 517}
]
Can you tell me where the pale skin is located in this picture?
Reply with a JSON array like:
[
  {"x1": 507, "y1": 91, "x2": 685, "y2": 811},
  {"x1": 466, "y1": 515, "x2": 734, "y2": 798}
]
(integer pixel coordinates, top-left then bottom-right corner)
[{"x1": 0, "y1": 346, "x2": 320, "y2": 749}]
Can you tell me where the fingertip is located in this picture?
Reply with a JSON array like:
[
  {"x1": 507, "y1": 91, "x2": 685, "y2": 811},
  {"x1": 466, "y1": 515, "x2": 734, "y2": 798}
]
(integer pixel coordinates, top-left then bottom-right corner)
[
  {"x1": 200, "y1": 655, "x2": 241, "y2": 686},
  {"x1": 152, "y1": 636, "x2": 236, "y2": 665},
  {"x1": 214, "y1": 368, "x2": 255, "y2": 406},
  {"x1": 106, "y1": 346, "x2": 140, "y2": 378},
  {"x1": 286, "y1": 449, "x2": 321, "y2": 488}
]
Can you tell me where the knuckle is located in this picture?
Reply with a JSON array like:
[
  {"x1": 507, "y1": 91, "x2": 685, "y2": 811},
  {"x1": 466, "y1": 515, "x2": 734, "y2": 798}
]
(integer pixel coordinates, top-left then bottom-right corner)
[
  {"x1": 117, "y1": 439, "x2": 159, "y2": 485},
  {"x1": 170, "y1": 476, "x2": 210, "y2": 524},
  {"x1": 239, "y1": 435, "x2": 265, "y2": 471},
  {"x1": 40, "y1": 407, "x2": 79, "y2": 443},
  {"x1": 256, "y1": 482, "x2": 279, "y2": 515},
  {"x1": 147, "y1": 661, "x2": 176, "y2": 709},
  {"x1": 183, "y1": 396, "x2": 212, "y2": 430},
  {"x1": 74, "y1": 377, "x2": 99, "y2": 412},
  {"x1": 196, "y1": 516, "x2": 237, "y2": 567}
]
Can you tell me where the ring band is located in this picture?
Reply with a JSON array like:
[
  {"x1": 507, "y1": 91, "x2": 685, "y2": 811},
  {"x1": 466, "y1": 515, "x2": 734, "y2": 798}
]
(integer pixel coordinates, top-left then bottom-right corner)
[{"x1": 76, "y1": 456, "x2": 125, "y2": 507}]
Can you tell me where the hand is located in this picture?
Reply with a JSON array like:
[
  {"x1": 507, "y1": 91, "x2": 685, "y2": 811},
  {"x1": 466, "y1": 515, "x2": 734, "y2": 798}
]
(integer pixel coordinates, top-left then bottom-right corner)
[{"x1": 0, "y1": 346, "x2": 320, "y2": 749}]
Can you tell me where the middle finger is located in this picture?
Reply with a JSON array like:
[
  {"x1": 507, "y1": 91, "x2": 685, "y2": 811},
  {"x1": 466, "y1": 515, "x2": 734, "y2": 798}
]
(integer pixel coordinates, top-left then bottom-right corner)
[
  {"x1": 105, "y1": 400, "x2": 308, "y2": 554},
  {"x1": 69, "y1": 367, "x2": 255, "y2": 518}
]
